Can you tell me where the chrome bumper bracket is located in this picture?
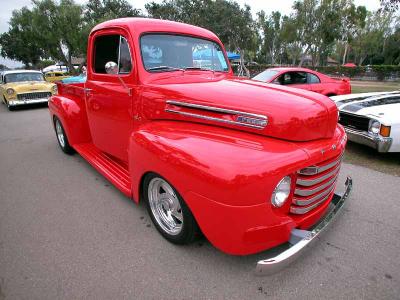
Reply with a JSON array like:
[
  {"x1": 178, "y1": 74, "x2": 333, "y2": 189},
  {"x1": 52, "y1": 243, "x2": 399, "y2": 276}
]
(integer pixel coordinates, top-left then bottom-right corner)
[{"x1": 255, "y1": 176, "x2": 352, "y2": 276}]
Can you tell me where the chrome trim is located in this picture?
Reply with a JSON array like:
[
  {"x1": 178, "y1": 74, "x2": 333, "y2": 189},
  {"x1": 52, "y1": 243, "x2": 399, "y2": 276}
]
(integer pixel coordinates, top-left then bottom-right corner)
[
  {"x1": 344, "y1": 127, "x2": 392, "y2": 153},
  {"x1": 298, "y1": 154, "x2": 342, "y2": 175},
  {"x1": 256, "y1": 177, "x2": 352, "y2": 275},
  {"x1": 16, "y1": 91, "x2": 52, "y2": 101},
  {"x1": 166, "y1": 100, "x2": 268, "y2": 120},
  {"x1": 291, "y1": 188, "x2": 335, "y2": 214},
  {"x1": 8, "y1": 98, "x2": 49, "y2": 106},
  {"x1": 165, "y1": 109, "x2": 266, "y2": 129},
  {"x1": 166, "y1": 100, "x2": 268, "y2": 129},
  {"x1": 293, "y1": 184, "x2": 336, "y2": 206},
  {"x1": 294, "y1": 174, "x2": 338, "y2": 197},
  {"x1": 296, "y1": 164, "x2": 341, "y2": 187}
]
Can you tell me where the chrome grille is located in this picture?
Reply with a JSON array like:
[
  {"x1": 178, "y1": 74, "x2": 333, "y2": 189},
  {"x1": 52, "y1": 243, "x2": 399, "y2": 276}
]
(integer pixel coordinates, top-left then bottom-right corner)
[
  {"x1": 339, "y1": 112, "x2": 369, "y2": 131},
  {"x1": 17, "y1": 92, "x2": 52, "y2": 100},
  {"x1": 290, "y1": 154, "x2": 342, "y2": 215}
]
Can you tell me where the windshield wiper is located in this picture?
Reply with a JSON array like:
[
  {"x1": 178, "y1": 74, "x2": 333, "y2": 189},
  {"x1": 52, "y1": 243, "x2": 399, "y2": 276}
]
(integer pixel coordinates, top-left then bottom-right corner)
[
  {"x1": 147, "y1": 66, "x2": 183, "y2": 72},
  {"x1": 184, "y1": 67, "x2": 214, "y2": 72}
]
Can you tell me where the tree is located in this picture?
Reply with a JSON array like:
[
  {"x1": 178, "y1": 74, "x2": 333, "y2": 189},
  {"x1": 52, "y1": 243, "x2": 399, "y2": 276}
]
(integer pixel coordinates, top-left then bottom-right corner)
[
  {"x1": 30, "y1": 0, "x2": 87, "y2": 73},
  {"x1": 257, "y1": 11, "x2": 283, "y2": 64},
  {"x1": 0, "y1": 7, "x2": 44, "y2": 67},
  {"x1": 383, "y1": 27, "x2": 400, "y2": 64},
  {"x1": 380, "y1": 0, "x2": 400, "y2": 12},
  {"x1": 351, "y1": 10, "x2": 394, "y2": 65},
  {"x1": 84, "y1": 0, "x2": 142, "y2": 26},
  {"x1": 146, "y1": 0, "x2": 258, "y2": 59}
]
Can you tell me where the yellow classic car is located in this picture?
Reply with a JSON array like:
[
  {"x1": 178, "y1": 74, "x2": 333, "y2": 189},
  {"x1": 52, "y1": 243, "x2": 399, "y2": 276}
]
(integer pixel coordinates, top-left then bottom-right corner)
[
  {"x1": 44, "y1": 71, "x2": 71, "y2": 83},
  {"x1": 0, "y1": 70, "x2": 57, "y2": 110}
]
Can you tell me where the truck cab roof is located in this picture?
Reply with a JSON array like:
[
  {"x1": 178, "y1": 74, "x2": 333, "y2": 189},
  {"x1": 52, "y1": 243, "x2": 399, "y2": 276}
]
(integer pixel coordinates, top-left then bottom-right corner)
[{"x1": 91, "y1": 17, "x2": 220, "y2": 41}]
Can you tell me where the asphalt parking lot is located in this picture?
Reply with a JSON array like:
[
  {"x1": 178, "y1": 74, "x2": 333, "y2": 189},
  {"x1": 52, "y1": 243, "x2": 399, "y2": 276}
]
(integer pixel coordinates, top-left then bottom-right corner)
[{"x1": 0, "y1": 104, "x2": 399, "y2": 300}]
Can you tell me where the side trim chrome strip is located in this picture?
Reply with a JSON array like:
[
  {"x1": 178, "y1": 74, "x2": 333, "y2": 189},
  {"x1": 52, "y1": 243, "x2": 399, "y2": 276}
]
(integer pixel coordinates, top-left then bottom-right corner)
[
  {"x1": 165, "y1": 109, "x2": 266, "y2": 129},
  {"x1": 297, "y1": 165, "x2": 341, "y2": 187},
  {"x1": 294, "y1": 174, "x2": 338, "y2": 197},
  {"x1": 166, "y1": 100, "x2": 268, "y2": 120}
]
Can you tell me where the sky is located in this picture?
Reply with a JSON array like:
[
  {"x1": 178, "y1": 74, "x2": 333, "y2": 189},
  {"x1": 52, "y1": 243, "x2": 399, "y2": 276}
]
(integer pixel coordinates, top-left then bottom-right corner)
[{"x1": 0, "y1": 0, "x2": 382, "y2": 68}]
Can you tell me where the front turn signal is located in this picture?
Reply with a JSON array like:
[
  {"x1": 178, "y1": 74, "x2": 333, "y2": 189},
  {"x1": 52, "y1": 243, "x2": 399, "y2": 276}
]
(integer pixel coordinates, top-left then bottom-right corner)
[{"x1": 380, "y1": 125, "x2": 391, "y2": 137}]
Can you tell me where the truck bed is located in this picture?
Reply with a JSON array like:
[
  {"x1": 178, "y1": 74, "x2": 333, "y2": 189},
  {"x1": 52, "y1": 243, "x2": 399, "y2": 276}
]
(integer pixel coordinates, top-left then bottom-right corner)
[{"x1": 56, "y1": 82, "x2": 85, "y2": 99}]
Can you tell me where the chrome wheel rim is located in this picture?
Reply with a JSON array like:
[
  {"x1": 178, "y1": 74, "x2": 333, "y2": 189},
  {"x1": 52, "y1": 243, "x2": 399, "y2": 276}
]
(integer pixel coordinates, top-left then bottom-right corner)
[
  {"x1": 148, "y1": 178, "x2": 183, "y2": 235},
  {"x1": 55, "y1": 120, "x2": 65, "y2": 148}
]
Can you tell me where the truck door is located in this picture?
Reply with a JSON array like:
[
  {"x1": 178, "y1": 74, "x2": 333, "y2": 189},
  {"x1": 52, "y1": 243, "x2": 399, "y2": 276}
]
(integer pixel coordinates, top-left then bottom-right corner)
[{"x1": 85, "y1": 31, "x2": 135, "y2": 162}]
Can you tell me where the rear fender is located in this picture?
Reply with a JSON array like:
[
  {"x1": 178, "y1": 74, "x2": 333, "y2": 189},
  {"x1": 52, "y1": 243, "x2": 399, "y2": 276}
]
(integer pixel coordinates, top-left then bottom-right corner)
[{"x1": 48, "y1": 95, "x2": 91, "y2": 145}]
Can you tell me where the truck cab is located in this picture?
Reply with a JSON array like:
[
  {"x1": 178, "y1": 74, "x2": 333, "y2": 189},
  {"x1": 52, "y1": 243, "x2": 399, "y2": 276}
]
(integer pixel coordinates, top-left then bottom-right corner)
[{"x1": 48, "y1": 18, "x2": 352, "y2": 274}]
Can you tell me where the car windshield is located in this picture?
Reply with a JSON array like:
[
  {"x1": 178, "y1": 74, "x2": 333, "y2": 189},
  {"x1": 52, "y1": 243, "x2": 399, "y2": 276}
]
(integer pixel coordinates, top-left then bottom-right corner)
[
  {"x1": 140, "y1": 34, "x2": 229, "y2": 72},
  {"x1": 252, "y1": 70, "x2": 279, "y2": 81},
  {"x1": 4, "y1": 72, "x2": 45, "y2": 83}
]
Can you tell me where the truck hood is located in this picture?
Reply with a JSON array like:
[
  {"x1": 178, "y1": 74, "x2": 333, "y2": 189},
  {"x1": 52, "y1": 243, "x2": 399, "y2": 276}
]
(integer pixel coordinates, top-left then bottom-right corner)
[{"x1": 142, "y1": 77, "x2": 338, "y2": 142}]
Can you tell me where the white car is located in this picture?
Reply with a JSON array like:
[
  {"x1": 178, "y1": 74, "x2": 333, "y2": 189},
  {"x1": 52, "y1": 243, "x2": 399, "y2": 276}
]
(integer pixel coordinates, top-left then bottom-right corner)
[{"x1": 331, "y1": 91, "x2": 400, "y2": 152}]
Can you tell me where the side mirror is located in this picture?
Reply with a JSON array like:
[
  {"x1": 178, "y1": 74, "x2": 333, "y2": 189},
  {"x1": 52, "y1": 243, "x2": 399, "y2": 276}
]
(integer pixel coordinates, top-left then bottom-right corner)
[{"x1": 105, "y1": 61, "x2": 118, "y2": 75}]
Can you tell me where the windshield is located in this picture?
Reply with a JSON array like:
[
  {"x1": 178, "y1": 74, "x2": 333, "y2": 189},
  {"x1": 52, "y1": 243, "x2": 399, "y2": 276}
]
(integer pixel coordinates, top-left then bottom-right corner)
[
  {"x1": 140, "y1": 34, "x2": 229, "y2": 72},
  {"x1": 252, "y1": 70, "x2": 279, "y2": 82},
  {"x1": 5, "y1": 72, "x2": 45, "y2": 83}
]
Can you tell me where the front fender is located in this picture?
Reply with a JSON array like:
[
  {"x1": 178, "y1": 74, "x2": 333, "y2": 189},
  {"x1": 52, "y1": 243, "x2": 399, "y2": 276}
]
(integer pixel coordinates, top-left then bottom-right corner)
[{"x1": 129, "y1": 121, "x2": 309, "y2": 254}]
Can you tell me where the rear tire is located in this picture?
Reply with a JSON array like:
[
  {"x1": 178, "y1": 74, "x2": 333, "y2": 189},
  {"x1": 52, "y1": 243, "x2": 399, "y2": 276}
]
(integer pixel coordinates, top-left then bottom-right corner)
[
  {"x1": 143, "y1": 173, "x2": 199, "y2": 245},
  {"x1": 54, "y1": 117, "x2": 74, "y2": 154}
]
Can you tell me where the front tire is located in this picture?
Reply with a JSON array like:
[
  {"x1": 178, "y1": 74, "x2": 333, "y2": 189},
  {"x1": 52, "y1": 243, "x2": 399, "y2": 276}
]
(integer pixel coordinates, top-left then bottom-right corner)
[
  {"x1": 143, "y1": 173, "x2": 199, "y2": 244},
  {"x1": 6, "y1": 100, "x2": 14, "y2": 111},
  {"x1": 54, "y1": 117, "x2": 74, "y2": 154}
]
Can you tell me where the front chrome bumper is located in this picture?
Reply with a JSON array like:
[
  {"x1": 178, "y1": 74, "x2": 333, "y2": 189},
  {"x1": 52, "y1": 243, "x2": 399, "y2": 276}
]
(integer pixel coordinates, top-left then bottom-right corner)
[
  {"x1": 256, "y1": 176, "x2": 352, "y2": 275},
  {"x1": 344, "y1": 127, "x2": 392, "y2": 152},
  {"x1": 8, "y1": 98, "x2": 49, "y2": 106}
]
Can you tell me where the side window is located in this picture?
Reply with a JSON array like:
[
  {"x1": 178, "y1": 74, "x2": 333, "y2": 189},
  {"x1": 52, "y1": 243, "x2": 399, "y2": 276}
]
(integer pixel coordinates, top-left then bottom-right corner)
[
  {"x1": 119, "y1": 37, "x2": 132, "y2": 74},
  {"x1": 290, "y1": 72, "x2": 307, "y2": 84},
  {"x1": 93, "y1": 34, "x2": 132, "y2": 74},
  {"x1": 308, "y1": 73, "x2": 320, "y2": 84}
]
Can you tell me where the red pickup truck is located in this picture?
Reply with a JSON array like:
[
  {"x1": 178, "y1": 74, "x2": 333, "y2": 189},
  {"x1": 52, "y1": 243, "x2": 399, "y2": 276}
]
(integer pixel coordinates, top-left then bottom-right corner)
[{"x1": 49, "y1": 18, "x2": 352, "y2": 274}]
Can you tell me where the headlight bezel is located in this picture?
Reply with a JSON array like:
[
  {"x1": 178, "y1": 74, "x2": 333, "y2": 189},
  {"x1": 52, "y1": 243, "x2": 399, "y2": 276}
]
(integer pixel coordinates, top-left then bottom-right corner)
[
  {"x1": 6, "y1": 88, "x2": 15, "y2": 96},
  {"x1": 271, "y1": 176, "x2": 292, "y2": 208},
  {"x1": 368, "y1": 119, "x2": 381, "y2": 135},
  {"x1": 51, "y1": 85, "x2": 58, "y2": 94}
]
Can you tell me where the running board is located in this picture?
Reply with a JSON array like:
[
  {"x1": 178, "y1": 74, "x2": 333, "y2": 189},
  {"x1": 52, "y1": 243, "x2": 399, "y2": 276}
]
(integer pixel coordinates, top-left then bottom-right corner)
[{"x1": 73, "y1": 143, "x2": 132, "y2": 197}]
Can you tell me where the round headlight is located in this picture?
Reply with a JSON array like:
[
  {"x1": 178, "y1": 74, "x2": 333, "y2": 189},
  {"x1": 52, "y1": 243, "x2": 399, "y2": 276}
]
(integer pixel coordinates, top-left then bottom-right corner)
[
  {"x1": 369, "y1": 120, "x2": 380, "y2": 134},
  {"x1": 6, "y1": 88, "x2": 15, "y2": 95},
  {"x1": 271, "y1": 176, "x2": 292, "y2": 208},
  {"x1": 51, "y1": 85, "x2": 58, "y2": 94}
]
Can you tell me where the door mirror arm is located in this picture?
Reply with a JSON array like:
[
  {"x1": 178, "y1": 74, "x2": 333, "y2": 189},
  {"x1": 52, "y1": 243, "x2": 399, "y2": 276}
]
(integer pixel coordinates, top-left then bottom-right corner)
[{"x1": 105, "y1": 61, "x2": 132, "y2": 96}]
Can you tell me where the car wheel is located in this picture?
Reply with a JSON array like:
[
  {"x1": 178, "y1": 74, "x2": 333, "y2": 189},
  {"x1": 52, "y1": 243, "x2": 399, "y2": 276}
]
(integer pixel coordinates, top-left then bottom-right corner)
[
  {"x1": 5, "y1": 99, "x2": 14, "y2": 111},
  {"x1": 143, "y1": 173, "x2": 199, "y2": 244},
  {"x1": 54, "y1": 117, "x2": 74, "y2": 154}
]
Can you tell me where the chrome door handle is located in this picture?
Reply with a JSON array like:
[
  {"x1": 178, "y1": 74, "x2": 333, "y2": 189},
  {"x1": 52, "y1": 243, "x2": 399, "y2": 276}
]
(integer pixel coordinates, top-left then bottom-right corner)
[{"x1": 84, "y1": 88, "x2": 92, "y2": 96}]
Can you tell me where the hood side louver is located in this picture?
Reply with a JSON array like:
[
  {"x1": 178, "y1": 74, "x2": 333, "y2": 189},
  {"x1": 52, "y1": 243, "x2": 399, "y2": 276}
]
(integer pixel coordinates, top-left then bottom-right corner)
[{"x1": 165, "y1": 100, "x2": 268, "y2": 130}]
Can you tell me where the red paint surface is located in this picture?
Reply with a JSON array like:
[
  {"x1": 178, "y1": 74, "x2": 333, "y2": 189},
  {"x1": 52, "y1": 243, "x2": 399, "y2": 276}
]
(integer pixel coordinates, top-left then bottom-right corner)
[
  {"x1": 255, "y1": 67, "x2": 352, "y2": 96},
  {"x1": 48, "y1": 18, "x2": 347, "y2": 255}
]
